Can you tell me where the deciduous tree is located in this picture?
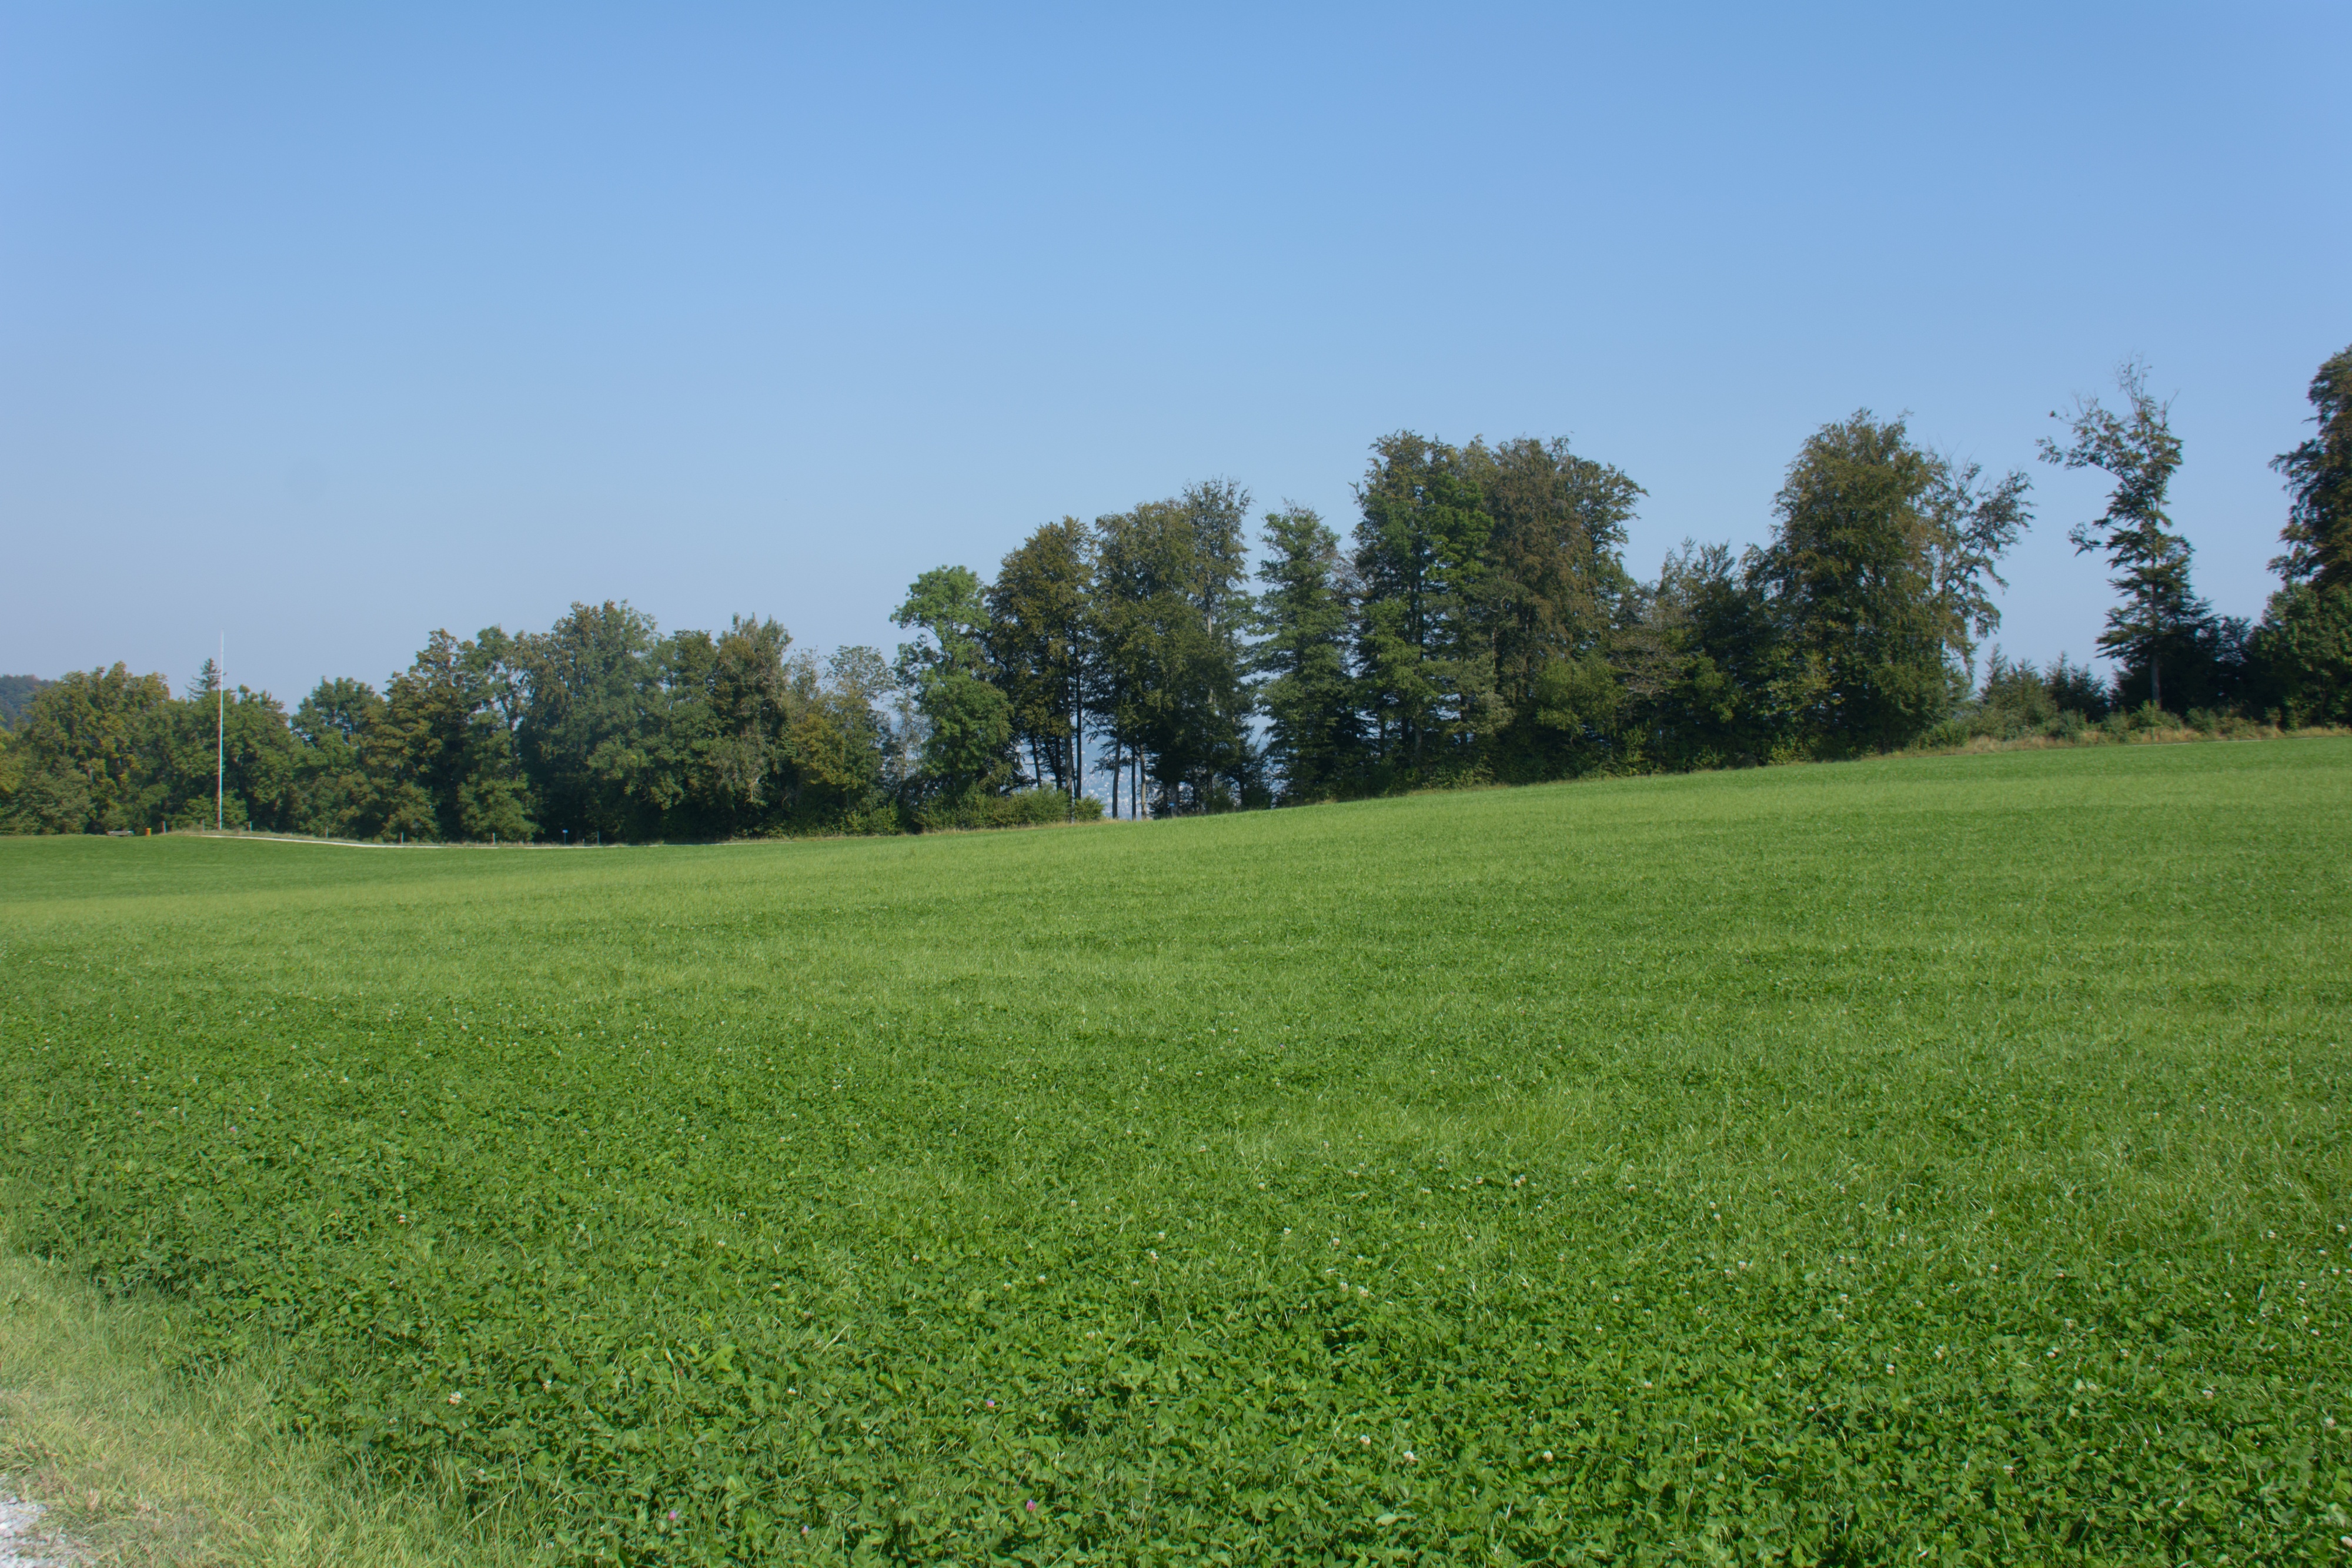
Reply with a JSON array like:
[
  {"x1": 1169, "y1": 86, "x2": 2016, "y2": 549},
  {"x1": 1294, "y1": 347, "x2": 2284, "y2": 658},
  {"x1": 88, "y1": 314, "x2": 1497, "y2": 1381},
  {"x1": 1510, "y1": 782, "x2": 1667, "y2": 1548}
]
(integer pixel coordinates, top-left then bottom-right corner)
[
  {"x1": 1091, "y1": 483, "x2": 1258, "y2": 814},
  {"x1": 985, "y1": 519, "x2": 1094, "y2": 797},
  {"x1": 1464, "y1": 436, "x2": 1642, "y2": 776},
  {"x1": 1766, "y1": 412, "x2": 2029, "y2": 751},
  {"x1": 893, "y1": 566, "x2": 1017, "y2": 810}
]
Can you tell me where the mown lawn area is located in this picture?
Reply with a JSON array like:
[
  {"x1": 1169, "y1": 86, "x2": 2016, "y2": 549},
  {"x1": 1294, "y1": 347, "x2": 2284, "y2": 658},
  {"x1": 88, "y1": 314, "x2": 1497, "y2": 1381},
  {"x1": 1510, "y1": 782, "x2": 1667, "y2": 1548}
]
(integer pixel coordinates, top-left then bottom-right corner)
[{"x1": 4, "y1": 739, "x2": 2349, "y2": 1564}]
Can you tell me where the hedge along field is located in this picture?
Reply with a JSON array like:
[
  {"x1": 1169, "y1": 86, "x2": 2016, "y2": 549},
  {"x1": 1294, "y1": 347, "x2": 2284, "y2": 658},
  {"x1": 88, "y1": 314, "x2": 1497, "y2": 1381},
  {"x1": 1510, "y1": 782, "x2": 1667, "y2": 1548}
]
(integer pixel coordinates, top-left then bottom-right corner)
[{"x1": 2, "y1": 740, "x2": 2350, "y2": 1566}]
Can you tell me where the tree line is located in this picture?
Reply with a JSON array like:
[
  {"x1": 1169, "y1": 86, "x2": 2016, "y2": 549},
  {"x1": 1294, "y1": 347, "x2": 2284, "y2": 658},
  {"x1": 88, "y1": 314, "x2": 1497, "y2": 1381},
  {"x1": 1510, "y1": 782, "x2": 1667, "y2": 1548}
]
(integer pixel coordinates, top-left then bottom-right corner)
[{"x1": 4, "y1": 346, "x2": 2347, "y2": 840}]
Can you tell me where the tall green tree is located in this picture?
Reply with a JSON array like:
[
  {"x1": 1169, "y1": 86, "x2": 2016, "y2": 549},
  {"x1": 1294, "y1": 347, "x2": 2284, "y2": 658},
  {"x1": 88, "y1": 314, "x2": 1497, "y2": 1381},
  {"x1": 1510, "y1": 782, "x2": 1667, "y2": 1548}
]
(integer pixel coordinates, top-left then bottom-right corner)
[
  {"x1": 2253, "y1": 581, "x2": 2352, "y2": 725},
  {"x1": 1169, "y1": 479, "x2": 1258, "y2": 810},
  {"x1": 0, "y1": 675, "x2": 49, "y2": 729},
  {"x1": 1766, "y1": 412, "x2": 2030, "y2": 753},
  {"x1": 985, "y1": 519, "x2": 1094, "y2": 797},
  {"x1": 1616, "y1": 541, "x2": 1796, "y2": 770},
  {"x1": 1254, "y1": 504, "x2": 1361, "y2": 802},
  {"x1": 370, "y1": 630, "x2": 537, "y2": 842},
  {"x1": 893, "y1": 566, "x2": 1017, "y2": 810},
  {"x1": 1927, "y1": 459, "x2": 2034, "y2": 674},
  {"x1": 655, "y1": 616, "x2": 797, "y2": 838},
  {"x1": 290, "y1": 677, "x2": 384, "y2": 838},
  {"x1": 1351, "y1": 434, "x2": 1492, "y2": 780},
  {"x1": 516, "y1": 602, "x2": 662, "y2": 839},
  {"x1": 1086, "y1": 508, "x2": 1154, "y2": 819},
  {"x1": 1091, "y1": 482, "x2": 1257, "y2": 814},
  {"x1": 2250, "y1": 345, "x2": 2352, "y2": 724},
  {"x1": 1462, "y1": 436, "x2": 1642, "y2": 775},
  {"x1": 2271, "y1": 343, "x2": 2352, "y2": 593},
  {"x1": 784, "y1": 646, "x2": 897, "y2": 831},
  {"x1": 2039, "y1": 361, "x2": 2205, "y2": 711}
]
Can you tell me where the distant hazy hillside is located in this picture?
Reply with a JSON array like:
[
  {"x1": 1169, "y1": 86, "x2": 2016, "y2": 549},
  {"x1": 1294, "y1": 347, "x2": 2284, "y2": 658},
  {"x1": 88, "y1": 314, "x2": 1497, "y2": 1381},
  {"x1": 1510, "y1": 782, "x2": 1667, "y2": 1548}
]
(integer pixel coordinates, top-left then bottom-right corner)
[{"x1": 0, "y1": 674, "x2": 49, "y2": 727}]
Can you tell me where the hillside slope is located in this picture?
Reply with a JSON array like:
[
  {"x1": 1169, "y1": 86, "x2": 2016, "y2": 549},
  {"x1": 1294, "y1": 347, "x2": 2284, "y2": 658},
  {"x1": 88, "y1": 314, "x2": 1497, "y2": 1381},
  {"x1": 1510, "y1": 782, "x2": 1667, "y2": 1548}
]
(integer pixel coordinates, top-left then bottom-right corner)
[{"x1": 4, "y1": 740, "x2": 2348, "y2": 1563}]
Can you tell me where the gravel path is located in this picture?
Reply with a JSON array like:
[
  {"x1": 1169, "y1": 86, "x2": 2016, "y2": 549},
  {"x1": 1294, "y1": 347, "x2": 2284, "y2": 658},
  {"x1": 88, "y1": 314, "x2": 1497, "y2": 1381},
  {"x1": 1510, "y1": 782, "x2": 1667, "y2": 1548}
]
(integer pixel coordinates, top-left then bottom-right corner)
[{"x1": 0, "y1": 1496, "x2": 74, "y2": 1567}]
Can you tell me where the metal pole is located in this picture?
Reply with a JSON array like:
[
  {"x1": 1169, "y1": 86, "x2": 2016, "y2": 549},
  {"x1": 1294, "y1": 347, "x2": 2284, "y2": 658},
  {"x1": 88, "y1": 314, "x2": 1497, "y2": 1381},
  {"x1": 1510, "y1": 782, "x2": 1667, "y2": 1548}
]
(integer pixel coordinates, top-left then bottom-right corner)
[{"x1": 216, "y1": 634, "x2": 225, "y2": 831}]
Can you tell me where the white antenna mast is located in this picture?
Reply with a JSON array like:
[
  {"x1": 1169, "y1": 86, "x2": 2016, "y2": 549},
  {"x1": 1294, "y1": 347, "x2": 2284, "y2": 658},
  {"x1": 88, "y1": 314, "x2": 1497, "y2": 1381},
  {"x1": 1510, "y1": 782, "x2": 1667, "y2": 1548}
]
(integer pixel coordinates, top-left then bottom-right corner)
[{"x1": 216, "y1": 633, "x2": 225, "y2": 831}]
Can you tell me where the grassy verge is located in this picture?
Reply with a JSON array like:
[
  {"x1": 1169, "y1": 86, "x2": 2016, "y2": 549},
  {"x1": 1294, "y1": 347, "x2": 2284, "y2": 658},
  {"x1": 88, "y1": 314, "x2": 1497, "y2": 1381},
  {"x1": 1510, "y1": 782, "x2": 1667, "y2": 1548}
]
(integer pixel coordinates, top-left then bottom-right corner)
[
  {"x1": 0, "y1": 1246, "x2": 541, "y2": 1567},
  {"x1": 1927, "y1": 716, "x2": 2352, "y2": 755}
]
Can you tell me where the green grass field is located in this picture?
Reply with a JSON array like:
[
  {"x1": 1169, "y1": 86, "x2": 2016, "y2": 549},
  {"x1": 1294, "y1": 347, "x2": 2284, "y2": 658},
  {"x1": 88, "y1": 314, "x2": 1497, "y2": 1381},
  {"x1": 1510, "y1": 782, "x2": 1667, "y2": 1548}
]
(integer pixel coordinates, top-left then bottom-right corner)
[{"x1": 4, "y1": 740, "x2": 2350, "y2": 1565}]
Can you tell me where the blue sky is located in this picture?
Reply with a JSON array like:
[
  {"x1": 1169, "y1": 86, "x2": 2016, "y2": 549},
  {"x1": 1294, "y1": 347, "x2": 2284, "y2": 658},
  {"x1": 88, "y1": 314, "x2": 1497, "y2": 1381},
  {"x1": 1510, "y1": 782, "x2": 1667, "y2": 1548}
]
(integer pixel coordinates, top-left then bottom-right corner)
[{"x1": 3, "y1": 4, "x2": 2346, "y2": 702}]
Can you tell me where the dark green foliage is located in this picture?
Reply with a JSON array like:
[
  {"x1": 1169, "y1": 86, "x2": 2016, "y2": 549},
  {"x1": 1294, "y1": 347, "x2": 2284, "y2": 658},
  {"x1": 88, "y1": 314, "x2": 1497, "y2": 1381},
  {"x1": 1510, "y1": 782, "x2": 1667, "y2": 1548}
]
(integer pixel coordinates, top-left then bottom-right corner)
[
  {"x1": 2040, "y1": 362, "x2": 2211, "y2": 712},
  {"x1": 1966, "y1": 649, "x2": 2111, "y2": 740},
  {"x1": 642, "y1": 619, "x2": 792, "y2": 840},
  {"x1": 2106, "y1": 613, "x2": 2253, "y2": 717},
  {"x1": 779, "y1": 647, "x2": 901, "y2": 835},
  {"x1": 2044, "y1": 651, "x2": 2113, "y2": 718},
  {"x1": 894, "y1": 567, "x2": 1019, "y2": 809},
  {"x1": 1, "y1": 611, "x2": 909, "y2": 842},
  {"x1": 290, "y1": 677, "x2": 386, "y2": 840},
  {"x1": 4, "y1": 741, "x2": 2348, "y2": 1564},
  {"x1": 1616, "y1": 542, "x2": 1799, "y2": 770},
  {"x1": 1763, "y1": 413, "x2": 2030, "y2": 755},
  {"x1": 1090, "y1": 483, "x2": 1258, "y2": 814},
  {"x1": 0, "y1": 673, "x2": 51, "y2": 728},
  {"x1": 514, "y1": 603, "x2": 666, "y2": 840},
  {"x1": 1341, "y1": 433, "x2": 1648, "y2": 790},
  {"x1": 2252, "y1": 583, "x2": 2352, "y2": 726},
  {"x1": 1351, "y1": 434, "x2": 1495, "y2": 783},
  {"x1": 2271, "y1": 343, "x2": 2352, "y2": 594},
  {"x1": 156, "y1": 664, "x2": 300, "y2": 832},
  {"x1": 0, "y1": 658, "x2": 303, "y2": 835},
  {"x1": 913, "y1": 784, "x2": 1104, "y2": 832},
  {"x1": 1252, "y1": 506, "x2": 1359, "y2": 803},
  {"x1": 984, "y1": 520, "x2": 1094, "y2": 798},
  {"x1": 1464, "y1": 437, "x2": 1643, "y2": 780},
  {"x1": 2, "y1": 664, "x2": 173, "y2": 831},
  {"x1": 373, "y1": 630, "x2": 536, "y2": 844},
  {"x1": 2249, "y1": 347, "x2": 2352, "y2": 727}
]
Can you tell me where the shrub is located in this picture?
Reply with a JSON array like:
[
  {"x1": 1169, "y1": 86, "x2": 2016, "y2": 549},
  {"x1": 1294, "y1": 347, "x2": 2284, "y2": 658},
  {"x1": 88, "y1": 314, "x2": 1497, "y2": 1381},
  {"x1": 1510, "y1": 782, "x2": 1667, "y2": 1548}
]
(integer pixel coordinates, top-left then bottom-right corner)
[
  {"x1": 1964, "y1": 650, "x2": 2112, "y2": 742},
  {"x1": 914, "y1": 787, "x2": 1101, "y2": 833}
]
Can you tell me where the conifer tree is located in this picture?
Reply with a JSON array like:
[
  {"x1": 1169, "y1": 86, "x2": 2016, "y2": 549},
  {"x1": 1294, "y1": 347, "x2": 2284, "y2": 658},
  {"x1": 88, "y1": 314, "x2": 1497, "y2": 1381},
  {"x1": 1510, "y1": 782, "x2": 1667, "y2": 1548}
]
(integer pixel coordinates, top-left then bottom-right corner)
[
  {"x1": 2271, "y1": 343, "x2": 2352, "y2": 594},
  {"x1": 2253, "y1": 343, "x2": 2352, "y2": 723},
  {"x1": 1351, "y1": 434, "x2": 1491, "y2": 779},
  {"x1": 1254, "y1": 505, "x2": 1359, "y2": 801},
  {"x1": 2040, "y1": 361, "x2": 2204, "y2": 711}
]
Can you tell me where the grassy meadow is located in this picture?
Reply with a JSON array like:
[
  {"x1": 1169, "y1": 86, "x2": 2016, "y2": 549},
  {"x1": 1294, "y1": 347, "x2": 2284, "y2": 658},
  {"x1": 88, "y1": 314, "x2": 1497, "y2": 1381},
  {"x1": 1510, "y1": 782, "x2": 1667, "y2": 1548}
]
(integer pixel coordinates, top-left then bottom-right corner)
[{"x1": 3, "y1": 740, "x2": 2350, "y2": 1564}]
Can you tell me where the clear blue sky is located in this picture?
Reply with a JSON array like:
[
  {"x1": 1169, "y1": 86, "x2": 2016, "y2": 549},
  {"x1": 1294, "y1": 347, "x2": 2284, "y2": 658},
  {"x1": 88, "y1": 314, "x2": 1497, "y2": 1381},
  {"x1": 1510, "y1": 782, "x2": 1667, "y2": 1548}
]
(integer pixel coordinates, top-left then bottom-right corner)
[{"x1": 4, "y1": 4, "x2": 2346, "y2": 702}]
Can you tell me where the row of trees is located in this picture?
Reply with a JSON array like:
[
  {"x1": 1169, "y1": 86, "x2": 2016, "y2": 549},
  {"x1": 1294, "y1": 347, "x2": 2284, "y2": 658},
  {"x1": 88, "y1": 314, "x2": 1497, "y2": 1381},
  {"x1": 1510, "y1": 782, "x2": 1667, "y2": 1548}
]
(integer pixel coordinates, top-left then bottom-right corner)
[
  {"x1": 901, "y1": 422, "x2": 2033, "y2": 810},
  {"x1": 5, "y1": 346, "x2": 2347, "y2": 838},
  {"x1": 0, "y1": 610, "x2": 946, "y2": 841}
]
